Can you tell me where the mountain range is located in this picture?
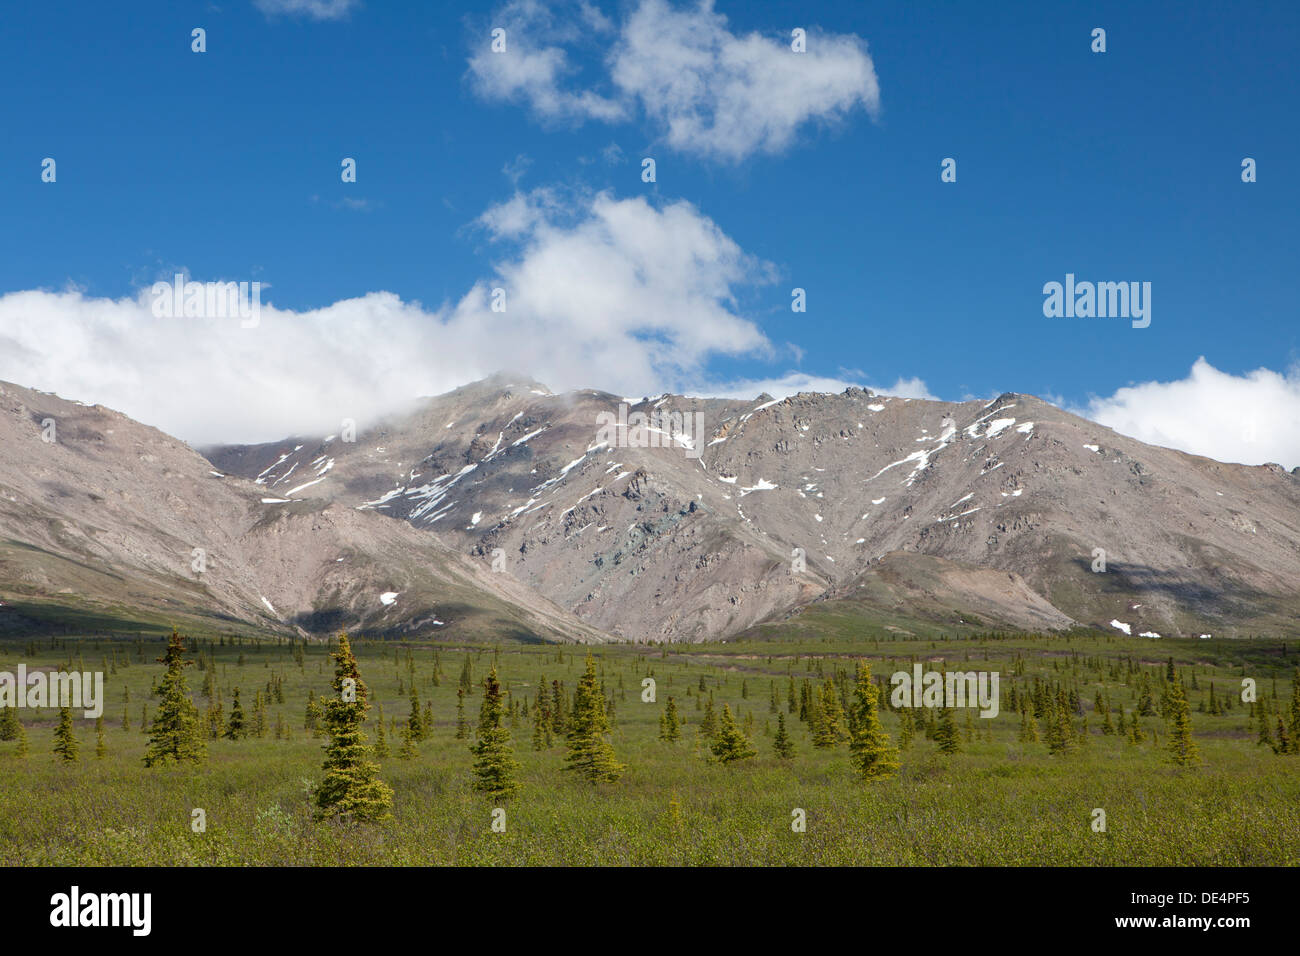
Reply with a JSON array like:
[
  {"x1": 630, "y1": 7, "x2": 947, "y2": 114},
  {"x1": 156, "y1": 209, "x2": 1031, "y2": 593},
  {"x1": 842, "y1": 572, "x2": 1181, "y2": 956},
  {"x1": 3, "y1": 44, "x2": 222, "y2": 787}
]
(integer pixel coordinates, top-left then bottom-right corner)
[{"x1": 3, "y1": 374, "x2": 1297, "y2": 642}]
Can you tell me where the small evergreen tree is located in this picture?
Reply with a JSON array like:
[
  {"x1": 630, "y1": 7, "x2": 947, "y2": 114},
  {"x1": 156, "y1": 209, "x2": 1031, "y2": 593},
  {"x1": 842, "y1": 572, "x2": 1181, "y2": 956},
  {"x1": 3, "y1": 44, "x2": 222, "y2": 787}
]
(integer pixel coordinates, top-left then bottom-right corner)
[
  {"x1": 94, "y1": 716, "x2": 107, "y2": 758},
  {"x1": 374, "y1": 703, "x2": 390, "y2": 757},
  {"x1": 812, "y1": 678, "x2": 848, "y2": 747},
  {"x1": 772, "y1": 711, "x2": 795, "y2": 759},
  {"x1": 934, "y1": 706, "x2": 961, "y2": 755},
  {"x1": 455, "y1": 689, "x2": 468, "y2": 739},
  {"x1": 564, "y1": 654, "x2": 624, "y2": 783},
  {"x1": 1019, "y1": 707, "x2": 1039, "y2": 743},
  {"x1": 224, "y1": 689, "x2": 246, "y2": 740},
  {"x1": 1273, "y1": 716, "x2": 1293, "y2": 756},
  {"x1": 531, "y1": 701, "x2": 549, "y2": 750},
  {"x1": 847, "y1": 662, "x2": 899, "y2": 779},
  {"x1": 406, "y1": 689, "x2": 423, "y2": 747},
  {"x1": 699, "y1": 696, "x2": 717, "y2": 738},
  {"x1": 658, "y1": 696, "x2": 681, "y2": 742},
  {"x1": 53, "y1": 707, "x2": 79, "y2": 762},
  {"x1": 710, "y1": 704, "x2": 757, "y2": 763},
  {"x1": 252, "y1": 692, "x2": 267, "y2": 739},
  {"x1": 304, "y1": 690, "x2": 323, "y2": 735},
  {"x1": 898, "y1": 706, "x2": 915, "y2": 748},
  {"x1": 471, "y1": 666, "x2": 520, "y2": 798},
  {"x1": 398, "y1": 719, "x2": 418, "y2": 759},
  {"x1": 1257, "y1": 712, "x2": 1275, "y2": 748},
  {"x1": 0, "y1": 705, "x2": 19, "y2": 741},
  {"x1": 1166, "y1": 677, "x2": 1200, "y2": 767},
  {"x1": 144, "y1": 629, "x2": 206, "y2": 767},
  {"x1": 205, "y1": 695, "x2": 224, "y2": 739},
  {"x1": 313, "y1": 633, "x2": 393, "y2": 823}
]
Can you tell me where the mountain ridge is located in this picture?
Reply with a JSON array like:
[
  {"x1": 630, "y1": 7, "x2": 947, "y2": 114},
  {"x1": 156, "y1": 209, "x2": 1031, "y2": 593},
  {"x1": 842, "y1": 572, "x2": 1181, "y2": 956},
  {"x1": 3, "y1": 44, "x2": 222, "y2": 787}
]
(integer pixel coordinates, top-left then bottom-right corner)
[
  {"x1": 3, "y1": 375, "x2": 1297, "y2": 642},
  {"x1": 207, "y1": 375, "x2": 1300, "y2": 641}
]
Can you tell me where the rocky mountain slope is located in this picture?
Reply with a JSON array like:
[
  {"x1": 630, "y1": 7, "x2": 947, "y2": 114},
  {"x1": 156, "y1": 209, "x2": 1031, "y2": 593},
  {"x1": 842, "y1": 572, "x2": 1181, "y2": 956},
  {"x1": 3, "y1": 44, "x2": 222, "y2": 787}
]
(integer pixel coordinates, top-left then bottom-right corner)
[
  {"x1": 203, "y1": 374, "x2": 1300, "y2": 642},
  {"x1": 0, "y1": 381, "x2": 607, "y2": 643}
]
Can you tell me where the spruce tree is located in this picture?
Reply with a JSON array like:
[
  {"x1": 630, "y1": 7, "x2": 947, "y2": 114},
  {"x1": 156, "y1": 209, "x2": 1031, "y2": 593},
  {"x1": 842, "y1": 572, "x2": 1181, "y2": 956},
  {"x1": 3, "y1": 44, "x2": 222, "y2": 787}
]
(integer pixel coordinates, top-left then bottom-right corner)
[
  {"x1": 53, "y1": 707, "x2": 79, "y2": 762},
  {"x1": 94, "y1": 716, "x2": 107, "y2": 758},
  {"x1": 1166, "y1": 677, "x2": 1200, "y2": 767},
  {"x1": 0, "y1": 704, "x2": 19, "y2": 741},
  {"x1": 398, "y1": 719, "x2": 418, "y2": 759},
  {"x1": 699, "y1": 695, "x2": 717, "y2": 738},
  {"x1": 314, "y1": 633, "x2": 393, "y2": 823},
  {"x1": 564, "y1": 654, "x2": 625, "y2": 783},
  {"x1": 935, "y1": 705, "x2": 960, "y2": 755},
  {"x1": 710, "y1": 704, "x2": 757, "y2": 763},
  {"x1": 772, "y1": 711, "x2": 796, "y2": 759},
  {"x1": 895, "y1": 706, "x2": 913, "y2": 748},
  {"x1": 224, "y1": 689, "x2": 246, "y2": 740},
  {"x1": 658, "y1": 696, "x2": 681, "y2": 742},
  {"x1": 1019, "y1": 707, "x2": 1039, "y2": 743},
  {"x1": 206, "y1": 695, "x2": 224, "y2": 739},
  {"x1": 406, "y1": 689, "x2": 423, "y2": 747},
  {"x1": 305, "y1": 690, "x2": 322, "y2": 735},
  {"x1": 1257, "y1": 711, "x2": 1274, "y2": 748},
  {"x1": 1128, "y1": 712, "x2": 1146, "y2": 744},
  {"x1": 1273, "y1": 716, "x2": 1293, "y2": 756},
  {"x1": 813, "y1": 677, "x2": 848, "y2": 747},
  {"x1": 471, "y1": 666, "x2": 520, "y2": 798},
  {"x1": 144, "y1": 629, "x2": 206, "y2": 767},
  {"x1": 252, "y1": 691, "x2": 267, "y2": 739},
  {"x1": 848, "y1": 662, "x2": 899, "y2": 779},
  {"x1": 374, "y1": 704, "x2": 390, "y2": 757},
  {"x1": 455, "y1": 689, "x2": 468, "y2": 739},
  {"x1": 1290, "y1": 668, "x2": 1300, "y2": 745},
  {"x1": 14, "y1": 720, "x2": 28, "y2": 758},
  {"x1": 531, "y1": 701, "x2": 549, "y2": 750}
]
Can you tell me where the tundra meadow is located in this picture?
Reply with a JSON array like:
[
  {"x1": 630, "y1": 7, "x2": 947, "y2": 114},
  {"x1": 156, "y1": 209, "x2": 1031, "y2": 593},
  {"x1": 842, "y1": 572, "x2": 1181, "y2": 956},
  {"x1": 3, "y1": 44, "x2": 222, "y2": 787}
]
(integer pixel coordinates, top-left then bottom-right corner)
[{"x1": 2, "y1": 615, "x2": 1296, "y2": 867}]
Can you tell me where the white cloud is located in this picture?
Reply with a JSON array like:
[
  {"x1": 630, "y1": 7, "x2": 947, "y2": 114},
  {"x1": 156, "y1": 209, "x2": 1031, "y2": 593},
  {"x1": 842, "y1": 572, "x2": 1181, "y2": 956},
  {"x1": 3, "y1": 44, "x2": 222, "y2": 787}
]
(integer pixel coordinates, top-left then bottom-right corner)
[
  {"x1": 610, "y1": 0, "x2": 880, "y2": 161},
  {"x1": 0, "y1": 191, "x2": 778, "y2": 446},
  {"x1": 468, "y1": 0, "x2": 880, "y2": 162},
  {"x1": 467, "y1": 0, "x2": 626, "y2": 123},
  {"x1": 1080, "y1": 358, "x2": 1300, "y2": 470},
  {"x1": 254, "y1": 0, "x2": 359, "y2": 20}
]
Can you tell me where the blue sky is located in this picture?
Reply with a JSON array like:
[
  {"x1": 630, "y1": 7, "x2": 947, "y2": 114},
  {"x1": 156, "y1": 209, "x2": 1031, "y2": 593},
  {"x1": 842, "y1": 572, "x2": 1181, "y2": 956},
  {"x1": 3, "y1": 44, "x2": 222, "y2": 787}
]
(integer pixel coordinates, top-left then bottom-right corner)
[{"x1": 1, "y1": 0, "x2": 1297, "y2": 464}]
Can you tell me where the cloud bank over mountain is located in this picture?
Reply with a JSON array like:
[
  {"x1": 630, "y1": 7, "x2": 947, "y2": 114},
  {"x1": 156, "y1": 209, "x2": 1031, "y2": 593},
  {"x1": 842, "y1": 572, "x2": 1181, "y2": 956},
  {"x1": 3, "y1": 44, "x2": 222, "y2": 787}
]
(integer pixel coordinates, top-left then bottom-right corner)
[
  {"x1": 0, "y1": 190, "x2": 785, "y2": 445},
  {"x1": 1080, "y1": 357, "x2": 1300, "y2": 471}
]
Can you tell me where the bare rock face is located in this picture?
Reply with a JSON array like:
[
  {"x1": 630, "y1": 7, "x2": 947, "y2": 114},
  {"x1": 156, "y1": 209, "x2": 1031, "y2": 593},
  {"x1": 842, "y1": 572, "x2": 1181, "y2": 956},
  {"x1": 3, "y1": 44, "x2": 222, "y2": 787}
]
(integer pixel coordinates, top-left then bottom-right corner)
[
  {"x1": 199, "y1": 377, "x2": 1300, "y2": 642},
  {"x1": 0, "y1": 381, "x2": 606, "y2": 643},
  {"x1": 3, "y1": 375, "x2": 1297, "y2": 642}
]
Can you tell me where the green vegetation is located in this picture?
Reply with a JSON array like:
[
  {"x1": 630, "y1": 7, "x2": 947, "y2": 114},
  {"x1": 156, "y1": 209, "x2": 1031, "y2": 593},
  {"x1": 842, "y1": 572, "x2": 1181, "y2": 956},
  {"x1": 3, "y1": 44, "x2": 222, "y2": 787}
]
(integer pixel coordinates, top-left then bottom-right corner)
[
  {"x1": 0, "y1": 624, "x2": 1298, "y2": 865},
  {"x1": 312, "y1": 634, "x2": 392, "y2": 824},
  {"x1": 143, "y1": 630, "x2": 205, "y2": 767}
]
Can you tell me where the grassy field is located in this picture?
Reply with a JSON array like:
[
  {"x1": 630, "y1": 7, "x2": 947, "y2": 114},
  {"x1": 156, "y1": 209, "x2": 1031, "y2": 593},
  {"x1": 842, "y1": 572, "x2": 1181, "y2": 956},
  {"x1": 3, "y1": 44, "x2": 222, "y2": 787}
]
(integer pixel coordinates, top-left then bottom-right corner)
[{"x1": 1, "y1": 621, "x2": 1298, "y2": 866}]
